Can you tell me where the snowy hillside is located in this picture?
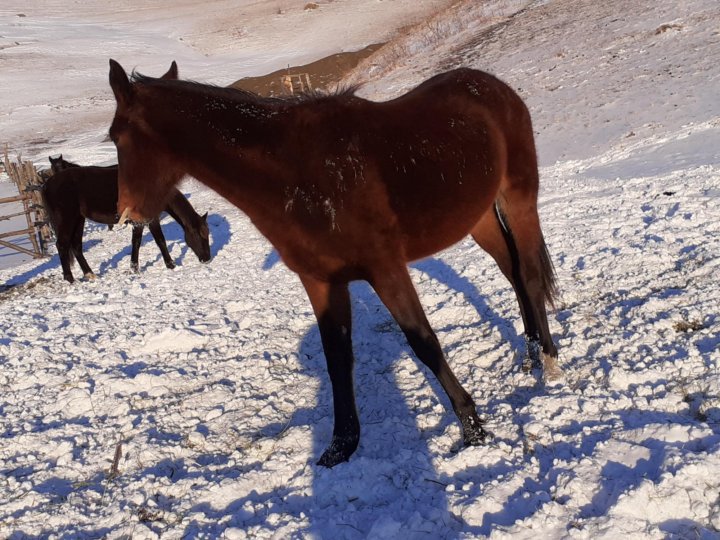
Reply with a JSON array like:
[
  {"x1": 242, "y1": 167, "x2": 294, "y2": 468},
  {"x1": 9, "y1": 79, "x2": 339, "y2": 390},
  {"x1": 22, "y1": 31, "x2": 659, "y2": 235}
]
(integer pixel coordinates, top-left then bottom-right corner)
[{"x1": 1, "y1": 0, "x2": 719, "y2": 538}]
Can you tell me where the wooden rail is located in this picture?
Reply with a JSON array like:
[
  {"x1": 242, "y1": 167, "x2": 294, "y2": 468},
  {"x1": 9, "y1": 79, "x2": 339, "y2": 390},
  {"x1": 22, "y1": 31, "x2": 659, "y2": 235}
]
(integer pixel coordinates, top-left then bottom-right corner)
[
  {"x1": 280, "y1": 73, "x2": 313, "y2": 95},
  {"x1": 0, "y1": 194, "x2": 28, "y2": 205}
]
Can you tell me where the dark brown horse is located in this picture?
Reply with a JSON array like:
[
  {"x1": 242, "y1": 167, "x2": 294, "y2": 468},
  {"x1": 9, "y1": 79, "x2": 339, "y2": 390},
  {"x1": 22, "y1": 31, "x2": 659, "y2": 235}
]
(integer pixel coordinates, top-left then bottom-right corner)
[
  {"x1": 50, "y1": 155, "x2": 114, "y2": 230},
  {"x1": 108, "y1": 59, "x2": 560, "y2": 467},
  {"x1": 43, "y1": 156, "x2": 211, "y2": 283}
]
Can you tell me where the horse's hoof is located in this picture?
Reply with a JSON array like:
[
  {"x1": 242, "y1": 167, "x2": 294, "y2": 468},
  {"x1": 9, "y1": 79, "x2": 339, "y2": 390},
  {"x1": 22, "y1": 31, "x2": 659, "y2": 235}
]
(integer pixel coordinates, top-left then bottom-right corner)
[
  {"x1": 63, "y1": 275, "x2": 75, "y2": 284},
  {"x1": 463, "y1": 425, "x2": 492, "y2": 446},
  {"x1": 461, "y1": 413, "x2": 491, "y2": 446},
  {"x1": 166, "y1": 261, "x2": 176, "y2": 270},
  {"x1": 83, "y1": 272, "x2": 96, "y2": 281},
  {"x1": 130, "y1": 264, "x2": 139, "y2": 273},
  {"x1": 316, "y1": 435, "x2": 358, "y2": 468},
  {"x1": 542, "y1": 353, "x2": 565, "y2": 384}
]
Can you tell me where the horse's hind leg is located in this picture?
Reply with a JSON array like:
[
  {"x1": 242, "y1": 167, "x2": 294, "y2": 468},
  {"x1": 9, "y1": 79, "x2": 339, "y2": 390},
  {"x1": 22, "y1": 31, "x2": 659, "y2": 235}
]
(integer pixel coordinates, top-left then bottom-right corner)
[
  {"x1": 473, "y1": 194, "x2": 560, "y2": 380},
  {"x1": 56, "y1": 234, "x2": 75, "y2": 283},
  {"x1": 148, "y1": 219, "x2": 175, "y2": 269},
  {"x1": 370, "y1": 264, "x2": 489, "y2": 446},
  {"x1": 300, "y1": 274, "x2": 359, "y2": 467},
  {"x1": 471, "y1": 207, "x2": 536, "y2": 342},
  {"x1": 71, "y1": 217, "x2": 95, "y2": 280}
]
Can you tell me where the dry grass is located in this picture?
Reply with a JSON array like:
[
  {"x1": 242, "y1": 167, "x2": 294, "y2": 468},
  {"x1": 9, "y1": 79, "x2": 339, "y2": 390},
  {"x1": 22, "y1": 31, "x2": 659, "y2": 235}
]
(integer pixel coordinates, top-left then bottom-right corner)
[
  {"x1": 340, "y1": 0, "x2": 517, "y2": 88},
  {"x1": 673, "y1": 319, "x2": 705, "y2": 333},
  {"x1": 655, "y1": 23, "x2": 683, "y2": 34}
]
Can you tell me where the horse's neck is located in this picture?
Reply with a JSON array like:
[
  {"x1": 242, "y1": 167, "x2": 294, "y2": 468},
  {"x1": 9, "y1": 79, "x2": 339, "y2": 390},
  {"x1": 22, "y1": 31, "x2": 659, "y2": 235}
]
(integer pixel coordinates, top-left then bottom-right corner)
[
  {"x1": 148, "y1": 87, "x2": 289, "y2": 215},
  {"x1": 164, "y1": 190, "x2": 198, "y2": 231}
]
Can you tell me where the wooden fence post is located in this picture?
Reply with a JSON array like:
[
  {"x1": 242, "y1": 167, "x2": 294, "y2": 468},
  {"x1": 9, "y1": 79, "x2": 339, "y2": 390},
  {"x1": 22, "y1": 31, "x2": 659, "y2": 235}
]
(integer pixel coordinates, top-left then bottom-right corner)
[
  {"x1": 1, "y1": 146, "x2": 52, "y2": 258},
  {"x1": 279, "y1": 73, "x2": 313, "y2": 95}
]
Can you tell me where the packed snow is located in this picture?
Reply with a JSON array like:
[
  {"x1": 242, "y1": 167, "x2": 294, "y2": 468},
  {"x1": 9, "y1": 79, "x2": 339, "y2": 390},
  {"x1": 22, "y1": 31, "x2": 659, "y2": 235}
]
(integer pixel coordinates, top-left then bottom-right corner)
[{"x1": 1, "y1": 0, "x2": 719, "y2": 538}]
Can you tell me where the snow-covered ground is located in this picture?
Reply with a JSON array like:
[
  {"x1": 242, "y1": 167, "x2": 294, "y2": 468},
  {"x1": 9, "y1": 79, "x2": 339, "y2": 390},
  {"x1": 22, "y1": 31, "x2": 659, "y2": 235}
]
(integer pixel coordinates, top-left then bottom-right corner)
[{"x1": 1, "y1": 0, "x2": 719, "y2": 538}]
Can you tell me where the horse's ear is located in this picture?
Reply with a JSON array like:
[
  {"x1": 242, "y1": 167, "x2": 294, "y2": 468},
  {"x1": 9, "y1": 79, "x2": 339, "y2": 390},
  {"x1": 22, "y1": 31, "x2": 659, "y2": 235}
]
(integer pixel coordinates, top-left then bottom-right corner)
[
  {"x1": 202, "y1": 212, "x2": 208, "y2": 221},
  {"x1": 109, "y1": 59, "x2": 133, "y2": 107},
  {"x1": 161, "y1": 60, "x2": 179, "y2": 80}
]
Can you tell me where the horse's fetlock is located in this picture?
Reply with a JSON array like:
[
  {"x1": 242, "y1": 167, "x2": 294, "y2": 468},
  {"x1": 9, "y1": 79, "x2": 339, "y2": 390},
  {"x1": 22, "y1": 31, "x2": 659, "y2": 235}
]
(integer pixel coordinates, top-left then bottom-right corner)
[
  {"x1": 461, "y1": 413, "x2": 491, "y2": 446},
  {"x1": 524, "y1": 335, "x2": 542, "y2": 371}
]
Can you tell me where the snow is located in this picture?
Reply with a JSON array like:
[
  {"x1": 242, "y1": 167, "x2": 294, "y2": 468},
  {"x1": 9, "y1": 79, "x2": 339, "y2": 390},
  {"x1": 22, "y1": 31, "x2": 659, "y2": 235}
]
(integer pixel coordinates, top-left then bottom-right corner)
[{"x1": 1, "y1": 0, "x2": 719, "y2": 538}]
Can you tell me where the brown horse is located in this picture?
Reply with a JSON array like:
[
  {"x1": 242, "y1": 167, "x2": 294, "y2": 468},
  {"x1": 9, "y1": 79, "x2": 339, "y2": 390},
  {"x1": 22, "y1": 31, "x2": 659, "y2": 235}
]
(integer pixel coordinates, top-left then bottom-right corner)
[
  {"x1": 43, "y1": 157, "x2": 211, "y2": 283},
  {"x1": 108, "y1": 59, "x2": 560, "y2": 467}
]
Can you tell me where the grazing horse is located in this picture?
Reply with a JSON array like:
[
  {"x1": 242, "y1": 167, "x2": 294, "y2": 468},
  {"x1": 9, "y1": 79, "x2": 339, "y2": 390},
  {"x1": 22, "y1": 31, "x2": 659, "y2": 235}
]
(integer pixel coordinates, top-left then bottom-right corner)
[
  {"x1": 50, "y1": 155, "x2": 114, "y2": 229},
  {"x1": 43, "y1": 156, "x2": 211, "y2": 283},
  {"x1": 108, "y1": 59, "x2": 560, "y2": 467}
]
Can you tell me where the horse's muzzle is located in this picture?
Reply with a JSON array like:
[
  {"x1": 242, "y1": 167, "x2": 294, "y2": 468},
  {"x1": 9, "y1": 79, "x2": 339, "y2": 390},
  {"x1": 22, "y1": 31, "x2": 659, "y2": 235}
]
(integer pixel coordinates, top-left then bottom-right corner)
[
  {"x1": 117, "y1": 206, "x2": 151, "y2": 227},
  {"x1": 117, "y1": 207, "x2": 132, "y2": 226}
]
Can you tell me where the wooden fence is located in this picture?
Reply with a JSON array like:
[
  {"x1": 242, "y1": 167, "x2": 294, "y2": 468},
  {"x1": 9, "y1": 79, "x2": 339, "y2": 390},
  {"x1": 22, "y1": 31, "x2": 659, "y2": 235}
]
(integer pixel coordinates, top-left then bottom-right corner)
[
  {"x1": 0, "y1": 148, "x2": 52, "y2": 259},
  {"x1": 280, "y1": 73, "x2": 313, "y2": 95}
]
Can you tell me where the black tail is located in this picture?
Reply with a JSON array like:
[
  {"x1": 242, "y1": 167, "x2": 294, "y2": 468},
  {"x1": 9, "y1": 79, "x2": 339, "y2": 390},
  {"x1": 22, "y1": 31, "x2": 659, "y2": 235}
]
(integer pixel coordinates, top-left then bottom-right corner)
[
  {"x1": 493, "y1": 202, "x2": 558, "y2": 309},
  {"x1": 40, "y1": 184, "x2": 57, "y2": 237}
]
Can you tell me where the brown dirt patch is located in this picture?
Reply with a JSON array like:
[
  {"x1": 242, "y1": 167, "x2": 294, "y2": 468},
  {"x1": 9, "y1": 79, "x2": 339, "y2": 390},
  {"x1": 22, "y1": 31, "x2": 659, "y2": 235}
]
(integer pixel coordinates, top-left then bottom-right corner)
[{"x1": 229, "y1": 43, "x2": 384, "y2": 96}]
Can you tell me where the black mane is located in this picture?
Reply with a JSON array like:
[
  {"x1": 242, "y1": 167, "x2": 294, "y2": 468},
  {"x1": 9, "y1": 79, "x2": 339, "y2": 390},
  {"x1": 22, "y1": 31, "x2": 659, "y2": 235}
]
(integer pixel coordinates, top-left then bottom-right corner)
[{"x1": 130, "y1": 71, "x2": 359, "y2": 106}]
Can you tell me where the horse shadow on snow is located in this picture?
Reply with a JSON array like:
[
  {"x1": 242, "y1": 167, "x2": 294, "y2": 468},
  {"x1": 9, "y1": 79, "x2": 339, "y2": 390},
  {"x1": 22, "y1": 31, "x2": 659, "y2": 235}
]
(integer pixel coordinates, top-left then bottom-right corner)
[{"x1": 180, "y1": 255, "x2": 528, "y2": 537}]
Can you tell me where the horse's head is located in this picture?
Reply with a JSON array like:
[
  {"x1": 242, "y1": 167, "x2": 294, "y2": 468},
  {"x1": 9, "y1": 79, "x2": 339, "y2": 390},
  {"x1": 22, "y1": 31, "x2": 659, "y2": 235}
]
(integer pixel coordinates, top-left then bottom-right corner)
[
  {"x1": 48, "y1": 155, "x2": 63, "y2": 173},
  {"x1": 109, "y1": 59, "x2": 183, "y2": 225},
  {"x1": 184, "y1": 211, "x2": 212, "y2": 263},
  {"x1": 48, "y1": 154, "x2": 75, "y2": 174}
]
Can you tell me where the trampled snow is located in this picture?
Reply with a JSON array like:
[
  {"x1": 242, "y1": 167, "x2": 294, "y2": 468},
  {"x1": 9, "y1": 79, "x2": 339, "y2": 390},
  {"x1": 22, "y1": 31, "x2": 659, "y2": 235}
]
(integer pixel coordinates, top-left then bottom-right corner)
[{"x1": 1, "y1": 0, "x2": 719, "y2": 538}]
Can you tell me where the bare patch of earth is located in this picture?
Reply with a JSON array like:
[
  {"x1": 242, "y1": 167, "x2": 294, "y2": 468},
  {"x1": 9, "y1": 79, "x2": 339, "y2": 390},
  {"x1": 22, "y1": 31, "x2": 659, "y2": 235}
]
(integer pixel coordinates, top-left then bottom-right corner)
[{"x1": 229, "y1": 43, "x2": 384, "y2": 96}]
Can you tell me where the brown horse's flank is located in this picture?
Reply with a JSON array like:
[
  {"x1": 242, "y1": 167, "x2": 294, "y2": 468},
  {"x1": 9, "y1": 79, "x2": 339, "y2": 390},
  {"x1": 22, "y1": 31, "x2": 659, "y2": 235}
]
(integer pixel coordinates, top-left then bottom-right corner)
[{"x1": 109, "y1": 60, "x2": 559, "y2": 466}]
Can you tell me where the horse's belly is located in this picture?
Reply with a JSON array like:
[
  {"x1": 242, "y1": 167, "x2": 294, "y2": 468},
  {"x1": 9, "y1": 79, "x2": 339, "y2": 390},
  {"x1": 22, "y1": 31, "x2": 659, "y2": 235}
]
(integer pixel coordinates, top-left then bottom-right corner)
[
  {"x1": 83, "y1": 207, "x2": 118, "y2": 225},
  {"x1": 396, "y1": 174, "x2": 500, "y2": 262}
]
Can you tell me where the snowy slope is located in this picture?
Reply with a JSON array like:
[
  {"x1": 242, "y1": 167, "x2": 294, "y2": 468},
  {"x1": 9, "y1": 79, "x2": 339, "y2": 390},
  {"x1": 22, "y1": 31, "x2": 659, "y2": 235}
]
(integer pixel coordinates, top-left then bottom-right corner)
[
  {"x1": 1, "y1": 0, "x2": 719, "y2": 538},
  {"x1": 0, "y1": 0, "x2": 451, "y2": 158}
]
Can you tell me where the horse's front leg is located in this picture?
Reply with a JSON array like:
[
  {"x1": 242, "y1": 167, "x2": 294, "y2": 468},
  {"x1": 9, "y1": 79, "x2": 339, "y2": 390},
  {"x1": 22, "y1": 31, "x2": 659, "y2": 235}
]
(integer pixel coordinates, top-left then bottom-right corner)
[
  {"x1": 300, "y1": 274, "x2": 360, "y2": 467},
  {"x1": 370, "y1": 264, "x2": 490, "y2": 447},
  {"x1": 130, "y1": 224, "x2": 143, "y2": 273},
  {"x1": 148, "y1": 219, "x2": 175, "y2": 269}
]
